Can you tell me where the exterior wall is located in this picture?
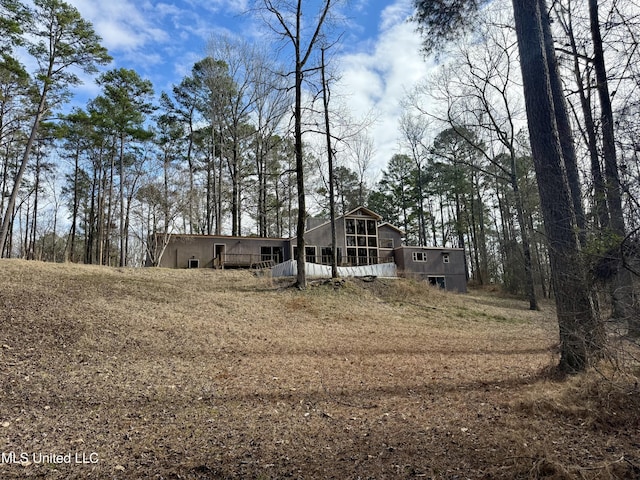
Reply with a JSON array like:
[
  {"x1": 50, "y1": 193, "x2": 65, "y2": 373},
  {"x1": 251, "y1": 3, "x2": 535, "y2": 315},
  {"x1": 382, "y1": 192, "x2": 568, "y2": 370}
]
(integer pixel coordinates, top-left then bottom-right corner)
[
  {"x1": 394, "y1": 246, "x2": 467, "y2": 293},
  {"x1": 378, "y1": 224, "x2": 403, "y2": 249},
  {"x1": 378, "y1": 224, "x2": 403, "y2": 263},
  {"x1": 158, "y1": 235, "x2": 289, "y2": 269}
]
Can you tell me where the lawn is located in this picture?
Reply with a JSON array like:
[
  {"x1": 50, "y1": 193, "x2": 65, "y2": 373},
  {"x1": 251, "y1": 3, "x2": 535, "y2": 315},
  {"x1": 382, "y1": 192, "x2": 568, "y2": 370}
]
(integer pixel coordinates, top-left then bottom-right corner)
[{"x1": 0, "y1": 259, "x2": 638, "y2": 479}]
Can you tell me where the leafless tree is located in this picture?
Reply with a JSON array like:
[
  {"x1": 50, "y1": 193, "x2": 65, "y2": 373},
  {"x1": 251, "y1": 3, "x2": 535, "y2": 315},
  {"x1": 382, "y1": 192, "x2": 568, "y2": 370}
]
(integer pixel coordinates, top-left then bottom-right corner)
[{"x1": 256, "y1": 0, "x2": 340, "y2": 288}]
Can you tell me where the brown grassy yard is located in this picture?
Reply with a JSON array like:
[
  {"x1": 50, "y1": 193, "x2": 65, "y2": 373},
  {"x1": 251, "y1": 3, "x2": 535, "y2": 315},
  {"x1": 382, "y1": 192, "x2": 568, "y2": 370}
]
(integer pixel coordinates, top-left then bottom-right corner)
[{"x1": 0, "y1": 259, "x2": 638, "y2": 479}]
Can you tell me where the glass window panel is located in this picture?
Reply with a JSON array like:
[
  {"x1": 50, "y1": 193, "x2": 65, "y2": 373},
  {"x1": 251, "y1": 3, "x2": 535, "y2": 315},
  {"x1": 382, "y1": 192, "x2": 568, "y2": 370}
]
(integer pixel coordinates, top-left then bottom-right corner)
[
  {"x1": 305, "y1": 246, "x2": 316, "y2": 262},
  {"x1": 345, "y1": 219, "x2": 355, "y2": 234}
]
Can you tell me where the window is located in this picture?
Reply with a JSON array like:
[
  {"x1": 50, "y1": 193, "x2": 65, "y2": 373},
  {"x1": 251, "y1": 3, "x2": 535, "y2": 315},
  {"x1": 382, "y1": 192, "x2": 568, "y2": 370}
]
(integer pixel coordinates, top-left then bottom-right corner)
[
  {"x1": 443, "y1": 253, "x2": 450, "y2": 264},
  {"x1": 292, "y1": 246, "x2": 316, "y2": 262},
  {"x1": 345, "y1": 219, "x2": 356, "y2": 234},
  {"x1": 188, "y1": 258, "x2": 199, "y2": 268},
  {"x1": 261, "y1": 246, "x2": 282, "y2": 263},
  {"x1": 344, "y1": 216, "x2": 378, "y2": 265},
  {"x1": 320, "y1": 247, "x2": 342, "y2": 265},
  {"x1": 380, "y1": 238, "x2": 394, "y2": 249},
  {"x1": 412, "y1": 251, "x2": 427, "y2": 262},
  {"x1": 305, "y1": 246, "x2": 316, "y2": 263},
  {"x1": 428, "y1": 276, "x2": 446, "y2": 289}
]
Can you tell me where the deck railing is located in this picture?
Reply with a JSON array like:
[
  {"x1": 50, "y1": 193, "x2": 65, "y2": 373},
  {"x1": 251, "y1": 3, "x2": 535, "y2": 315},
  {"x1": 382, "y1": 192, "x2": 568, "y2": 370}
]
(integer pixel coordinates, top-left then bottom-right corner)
[{"x1": 215, "y1": 253, "x2": 281, "y2": 268}]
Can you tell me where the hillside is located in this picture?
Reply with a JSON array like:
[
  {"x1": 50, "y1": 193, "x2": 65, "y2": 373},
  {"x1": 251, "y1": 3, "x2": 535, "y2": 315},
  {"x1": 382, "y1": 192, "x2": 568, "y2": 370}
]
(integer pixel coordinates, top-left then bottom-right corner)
[{"x1": 0, "y1": 260, "x2": 638, "y2": 479}]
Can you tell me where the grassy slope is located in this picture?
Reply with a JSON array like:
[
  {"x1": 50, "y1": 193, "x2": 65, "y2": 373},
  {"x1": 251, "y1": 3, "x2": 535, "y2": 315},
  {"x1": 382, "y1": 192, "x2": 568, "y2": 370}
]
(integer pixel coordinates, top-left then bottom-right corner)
[{"x1": 0, "y1": 259, "x2": 638, "y2": 479}]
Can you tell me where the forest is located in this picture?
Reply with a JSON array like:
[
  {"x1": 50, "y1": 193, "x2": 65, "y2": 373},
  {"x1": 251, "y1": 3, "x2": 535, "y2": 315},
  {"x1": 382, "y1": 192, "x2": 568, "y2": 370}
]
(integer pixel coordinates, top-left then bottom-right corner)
[{"x1": 1, "y1": 0, "x2": 639, "y2": 364}]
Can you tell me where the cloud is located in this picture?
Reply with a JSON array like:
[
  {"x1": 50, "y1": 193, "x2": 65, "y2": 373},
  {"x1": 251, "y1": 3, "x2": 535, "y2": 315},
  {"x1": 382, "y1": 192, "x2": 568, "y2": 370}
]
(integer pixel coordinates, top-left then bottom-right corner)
[
  {"x1": 335, "y1": 1, "x2": 432, "y2": 177},
  {"x1": 379, "y1": 0, "x2": 414, "y2": 31},
  {"x1": 67, "y1": 0, "x2": 170, "y2": 55}
]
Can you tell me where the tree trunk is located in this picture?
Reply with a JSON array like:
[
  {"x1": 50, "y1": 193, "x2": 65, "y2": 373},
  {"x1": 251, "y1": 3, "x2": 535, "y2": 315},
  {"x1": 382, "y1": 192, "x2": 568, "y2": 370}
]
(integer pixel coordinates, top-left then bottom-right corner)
[
  {"x1": 294, "y1": 56, "x2": 307, "y2": 288},
  {"x1": 560, "y1": 7, "x2": 610, "y2": 230},
  {"x1": 119, "y1": 133, "x2": 126, "y2": 267},
  {"x1": 0, "y1": 83, "x2": 50, "y2": 256},
  {"x1": 68, "y1": 147, "x2": 80, "y2": 262},
  {"x1": 588, "y1": 0, "x2": 637, "y2": 332},
  {"x1": 321, "y1": 48, "x2": 338, "y2": 278},
  {"x1": 513, "y1": 0, "x2": 604, "y2": 372},
  {"x1": 539, "y1": 0, "x2": 587, "y2": 245}
]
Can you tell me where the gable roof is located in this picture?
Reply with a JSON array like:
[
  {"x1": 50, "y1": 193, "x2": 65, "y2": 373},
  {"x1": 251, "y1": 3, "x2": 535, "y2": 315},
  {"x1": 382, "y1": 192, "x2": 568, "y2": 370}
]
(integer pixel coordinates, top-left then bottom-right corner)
[
  {"x1": 342, "y1": 206, "x2": 382, "y2": 220},
  {"x1": 378, "y1": 222, "x2": 405, "y2": 235}
]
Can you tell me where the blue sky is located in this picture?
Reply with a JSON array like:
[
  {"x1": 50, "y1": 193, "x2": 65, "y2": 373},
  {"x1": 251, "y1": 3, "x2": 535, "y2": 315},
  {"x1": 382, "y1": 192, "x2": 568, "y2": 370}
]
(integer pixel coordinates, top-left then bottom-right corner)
[{"x1": 63, "y1": 0, "x2": 433, "y2": 177}]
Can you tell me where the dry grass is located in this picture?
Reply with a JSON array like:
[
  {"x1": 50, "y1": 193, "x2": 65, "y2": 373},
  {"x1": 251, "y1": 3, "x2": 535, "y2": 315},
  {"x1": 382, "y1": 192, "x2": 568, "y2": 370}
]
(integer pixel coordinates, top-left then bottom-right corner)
[{"x1": 0, "y1": 259, "x2": 638, "y2": 479}]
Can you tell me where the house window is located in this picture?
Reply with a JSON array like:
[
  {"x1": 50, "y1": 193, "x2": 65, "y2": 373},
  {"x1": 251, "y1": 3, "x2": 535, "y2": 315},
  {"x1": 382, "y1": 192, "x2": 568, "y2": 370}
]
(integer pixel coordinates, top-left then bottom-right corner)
[
  {"x1": 320, "y1": 247, "x2": 342, "y2": 265},
  {"x1": 443, "y1": 253, "x2": 450, "y2": 264},
  {"x1": 344, "y1": 216, "x2": 378, "y2": 265},
  {"x1": 292, "y1": 246, "x2": 316, "y2": 262},
  {"x1": 428, "y1": 276, "x2": 446, "y2": 289},
  {"x1": 188, "y1": 258, "x2": 199, "y2": 269},
  {"x1": 261, "y1": 246, "x2": 282, "y2": 263},
  {"x1": 305, "y1": 246, "x2": 317, "y2": 263},
  {"x1": 380, "y1": 238, "x2": 394, "y2": 249},
  {"x1": 412, "y1": 251, "x2": 427, "y2": 262},
  {"x1": 345, "y1": 219, "x2": 356, "y2": 234}
]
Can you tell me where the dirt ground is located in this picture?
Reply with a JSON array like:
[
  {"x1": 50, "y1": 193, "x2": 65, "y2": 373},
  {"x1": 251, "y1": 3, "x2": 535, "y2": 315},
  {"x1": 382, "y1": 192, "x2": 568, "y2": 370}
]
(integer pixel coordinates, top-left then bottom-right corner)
[{"x1": 0, "y1": 259, "x2": 639, "y2": 479}]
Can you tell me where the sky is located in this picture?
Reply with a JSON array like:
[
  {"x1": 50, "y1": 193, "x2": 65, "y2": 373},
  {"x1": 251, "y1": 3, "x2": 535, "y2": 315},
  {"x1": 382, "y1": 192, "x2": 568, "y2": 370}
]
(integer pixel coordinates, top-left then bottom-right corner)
[{"x1": 62, "y1": 0, "x2": 434, "y2": 180}]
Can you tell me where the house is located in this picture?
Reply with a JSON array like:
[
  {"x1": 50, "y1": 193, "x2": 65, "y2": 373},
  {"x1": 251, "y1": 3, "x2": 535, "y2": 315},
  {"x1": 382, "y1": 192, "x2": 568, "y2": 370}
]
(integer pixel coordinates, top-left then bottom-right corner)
[{"x1": 151, "y1": 207, "x2": 467, "y2": 292}]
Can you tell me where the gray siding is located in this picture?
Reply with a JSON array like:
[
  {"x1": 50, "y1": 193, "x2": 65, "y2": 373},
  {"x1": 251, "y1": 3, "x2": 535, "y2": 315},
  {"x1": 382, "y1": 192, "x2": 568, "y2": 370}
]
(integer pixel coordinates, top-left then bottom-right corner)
[
  {"x1": 394, "y1": 246, "x2": 467, "y2": 293},
  {"x1": 158, "y1": 236, "x2": 290, "y2": 269},
  {"x1": 378, "y1": 224, "x2": 403, "y2": 263}
]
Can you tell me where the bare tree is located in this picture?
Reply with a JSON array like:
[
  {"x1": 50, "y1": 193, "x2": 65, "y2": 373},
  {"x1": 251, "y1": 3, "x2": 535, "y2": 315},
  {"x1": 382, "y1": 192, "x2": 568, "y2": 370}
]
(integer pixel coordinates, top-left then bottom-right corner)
[{"x1": 257, "y1": 0, "x2": 339, "y2": 289}]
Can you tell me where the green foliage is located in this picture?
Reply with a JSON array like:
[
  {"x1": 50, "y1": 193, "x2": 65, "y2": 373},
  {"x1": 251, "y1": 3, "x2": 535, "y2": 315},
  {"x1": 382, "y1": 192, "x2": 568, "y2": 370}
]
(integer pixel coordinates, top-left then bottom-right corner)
[
  {"x1": 583, "y1": 230, "x2": 625, "y2": 281},
  {"x1": 316, "y1": 165, "x2": 362, "y2": 216},
  {"x1": 93, "y1": 68, "x2": 155, "y2": 140},
  {"x1": 412, "y1": 0, "x2": 490, "y2": 54},
  {"x1": 27, "y1": 0, "x2": 111, "y2": 94},
  {"x1": 0, "y1": 0, "x2": 29, "y2": 50}
]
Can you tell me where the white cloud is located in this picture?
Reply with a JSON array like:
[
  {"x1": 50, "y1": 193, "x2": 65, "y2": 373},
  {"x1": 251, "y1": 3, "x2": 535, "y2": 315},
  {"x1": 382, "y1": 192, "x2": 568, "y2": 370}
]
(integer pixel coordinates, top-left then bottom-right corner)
[
  {"x1": 379, "y1": 0, "x2": 413, "y2": 31},
  {"x1": 335, "y1": 0, "x2": 432, "y2": 177},
  {"x1": 68, "y1": 0, "x2": 170, "y2": 54}
]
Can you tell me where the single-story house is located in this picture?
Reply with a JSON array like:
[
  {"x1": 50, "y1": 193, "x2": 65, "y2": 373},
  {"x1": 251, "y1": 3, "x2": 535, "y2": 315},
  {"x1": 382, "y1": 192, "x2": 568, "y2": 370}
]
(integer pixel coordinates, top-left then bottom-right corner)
[{"x1": 150, "y1": 207, "x2": 467, "y2": 292}]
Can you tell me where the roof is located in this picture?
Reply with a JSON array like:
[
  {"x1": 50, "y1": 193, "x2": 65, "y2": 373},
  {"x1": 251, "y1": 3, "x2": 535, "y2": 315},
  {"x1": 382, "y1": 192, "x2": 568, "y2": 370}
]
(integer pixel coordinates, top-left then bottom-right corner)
[
  {"x1": 394, "y1": 245, "x2": 465, "y2": 252},
  {"x1": 153, "y1": 233, "x2": 289, "y2": 241},
  {"x1": 343, "y1": 206, "x2": 382, "y2": 220},
  {"x1": 378, "y1": 222, "x2": 405, "y2": 235}
]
